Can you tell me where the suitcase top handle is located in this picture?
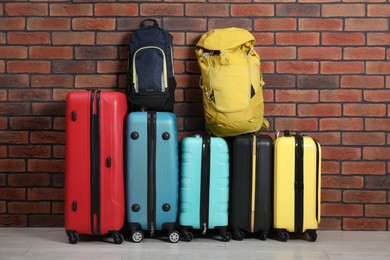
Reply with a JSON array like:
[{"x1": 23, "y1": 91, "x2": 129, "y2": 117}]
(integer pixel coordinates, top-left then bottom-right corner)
[{"x1": 140, "y1": 19, "x2": 159, "y2": 28}]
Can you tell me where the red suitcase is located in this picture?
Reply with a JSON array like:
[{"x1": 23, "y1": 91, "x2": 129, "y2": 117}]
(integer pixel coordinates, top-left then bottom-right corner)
[{"x1": 65, "y1": 90, "x2": 127, "y2": 244}]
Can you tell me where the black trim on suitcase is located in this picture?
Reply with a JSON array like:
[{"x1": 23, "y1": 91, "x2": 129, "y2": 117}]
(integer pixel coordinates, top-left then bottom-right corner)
[
  {"x1": 147, "y1": 112, "x2": 157, "y2": 235},
  {"x1": 314, "y1": 140, "x2": 320, "y2": 222},
  {"x1": 200, "y1": 136, "x2": 211, "y2": 234},
  {"x1": 294, "y1": 135, "x2": 304, "y2": 233}
]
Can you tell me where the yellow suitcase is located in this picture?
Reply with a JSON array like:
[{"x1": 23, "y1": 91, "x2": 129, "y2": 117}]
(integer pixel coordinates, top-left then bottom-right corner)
[{"x1": 273, "y1": 131, "x2": 321, "y2": 242}]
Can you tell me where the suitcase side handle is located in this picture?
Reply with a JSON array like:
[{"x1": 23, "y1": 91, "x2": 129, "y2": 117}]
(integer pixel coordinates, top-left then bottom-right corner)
[{"x1": 106, "y1": 156, "x2": 111, "y2": 168}]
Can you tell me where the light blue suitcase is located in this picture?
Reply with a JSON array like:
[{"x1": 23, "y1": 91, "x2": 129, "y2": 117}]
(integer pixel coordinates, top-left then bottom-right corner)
[
  {"x1": 179, "y1": 135, "x2": 231, "y2": 241},
  {"x1": 126, "y1": 112, "x2": 179, "y2": 243}
]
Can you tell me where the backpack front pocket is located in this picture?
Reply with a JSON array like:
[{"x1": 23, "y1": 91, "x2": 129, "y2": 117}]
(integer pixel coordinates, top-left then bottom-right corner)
[{"x1": 133, "y1": 46, "x2": 168, "y2": 93}]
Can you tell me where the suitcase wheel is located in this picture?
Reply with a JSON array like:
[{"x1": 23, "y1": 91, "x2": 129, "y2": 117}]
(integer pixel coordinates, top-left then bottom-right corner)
[
  {"x1": 276, "y1": 230, "x2": 289, "y2": 242},
  {"x1": 258, "y1": 231, "x2": 268, "y2": 241},
  {"x1": 67, "y1": 231, "x2": 79, "y2": 244},
  {"x1": 112, "y1": 232, "x2": 124, "y2": 244},
  {"x1": 180, "y1": 231, "x2": 193, "y2": 242},
  {"x1": 168, "y1": 230, "x2": 180, "y2": 243},
  {"x1": 232, "y1": 230, "x2": 245, "y2": 241},
  {"x1": 131, "y1": 230, "x2": 144, "y2": 243},
  {"x1": 221, "y1": 231, "x2": 231, "y2": 242},
  {"x1": 307, "y1": 230, "x2": 317, "y2": 242}
]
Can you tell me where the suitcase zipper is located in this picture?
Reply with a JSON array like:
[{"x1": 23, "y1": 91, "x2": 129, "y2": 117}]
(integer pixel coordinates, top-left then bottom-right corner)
[
  {"x1": 147, "y1": 112, "x2": 157, "y2": 236},
  {"x1": 294, "y1": 135, "x2": 304, "y2": 233},
  {"x1": 250, "y1": 135, "x2": 257, "y2": 233},
  {"x1": 90, "y1": 90, "x2": 101, "y2": 236},
  {"x1": 200, "y1": 136, "x2": 211, "y2": 235}
]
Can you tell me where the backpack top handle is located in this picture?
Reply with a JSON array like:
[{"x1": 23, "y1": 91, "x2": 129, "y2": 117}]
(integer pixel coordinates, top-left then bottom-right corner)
[{"x1": 139, "y1": 19, "x2": 159, "y2": 28}]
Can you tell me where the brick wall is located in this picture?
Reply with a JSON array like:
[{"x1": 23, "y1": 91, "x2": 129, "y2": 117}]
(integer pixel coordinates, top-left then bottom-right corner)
[{"x1": 0, "y1": 1, "x2": 389, "y2": 230}]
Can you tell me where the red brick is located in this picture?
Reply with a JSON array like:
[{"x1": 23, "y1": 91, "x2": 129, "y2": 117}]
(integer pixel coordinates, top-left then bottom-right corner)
[
  {"x1": 29, "y1": 129, "x2": 64, "y2": 144},
  {"x1": 0, "y1": 18, "x2": 25, "y2": 30},
  {"x1": 7, "y1": 32, "x2": 50, "y2": 44},
  {"x1": 187, "y1": 4, "x2": 229, "y2": 16},
  {"x1": 368, "y1": 33, "x2": 390, "y2": 45},
  {"x1": 367, "y1": 62, "x2": 390, "y2": 75},
  {"x1": 322, "y1": 33, "x2": 365, "y2": 45},
  {"x1": 0, "y1": 159, "x2": 26, "y2": 173},
  {"x1": 50, "y1": 4, "x2": 92, "y2": 16},
  {"x1": 277, "y1": 61, "x2": 318, "y2": 74},
  {"x1": 322, "y1": 147, "x2": 361, "y2": 160},
  {"x1": 263, "y1": 89, "x2": 274, "y2": 102},
  {"x1": 264, "y1": 104, "x2": 296, "y2": 116},
  {"x1": 343, "y1": 218, "x2": 386, "y2": 231},
  {"x1": 298, "y1": 47, "x2": 341, "y2": 60},
  {"x1": 320, "y1": 118, "x2": 363, "y2": 131},
  {"x1": 320, "y1": 89, "x2": 362, "y2": 102},
  {"x1": 344, "y1": 104, "x2": 386, "y2": 117},
  {"x1": 366, "y1": 119, "x2": 390, "y2": 131},
  {"x1": 254, "y1": 18, "x2": 296, "y2": 31},
  {"x1": 8, "y1": 174, "x2": 51, "y2": 187},
  {"x1": 174, "y1": 46, "x2": 196, "y2": 60},
  {"x1": 53, "y1": 145, "x2": 65, "y2": 159},
  {"x1": 231, "y1": 4, "x2": 274, "y2": 16},
  {"x1": 0, "y1": 201, "x2": 5, "y2": 214},
  {"x1": 140, "y1": 3, "x2": 184, "y2": 17},
  {"x1": 310, "y1": 132, "x2": 341, "y2": 145},
  {"x1": 0, "y1": 119, "x2": 7, "y2": 130},
  {"x1": 299, "y1": 18, "x2": 342, "y2": 31},
  {"x1": 53, "y1": 61, "x2": 95, "y2": 74},
  {"x1": 53, "y1": 89, "x2": 73, "y2": 102},
  {"x1": 342, "y1": 162, "x2": 386, "y2": 175},
  {"x1": 258, "y1": 47, "x2": 296, "y2": 60},
  {"x1": 75, "y1": 46, "x2": 117, "y2": 59},
  {"x1": 0, "y1": 215, "x2": 27, "y2": 227},
  {"x1": 27, "y1": 18, "x2": 70, "y2": 31},
  {"x1": 0, "y1": 47, "x2": 28, "y2": 59},
  {"x1": 97, "y1": 61, "x2": 127, "y2": 73},
  {"x1": 52, "y1": 32, "x2": 94, "y2": 45},
  {"x1": 368, "y1": 4, "x2": 390, "y2": 17},
  {"x1": 274, "y1": 118, "x2": 318, "y2": 131},
  {"x1": 322, "y1": 204, "x2": 363, "y2": 217},
  {"x1": 52, "y1": 174, "x2": 64, "y2": 188},
  {"x1": 0, "y1": 188, "x2": 25, "y2": 200},
  {"x1": 0, "y1": 61, "x2": 3, "y2": 73},
  {"x1": 52, "y1": 202, "x2": 64, "y2": 214},
  {"x1": 183, "y1": 89, "x2": 202, "y2": 103},
  {"x1": 276, "y1": 33, "x2": 319, "y2": 45},
  {"x1": 5, "y1": 3, "x2": 48, "y2": 16},
  {"x1": 164, "y1": 18, "x2": 206, "y2": 31},
  {"x1": 28, "y1": 188, "x2": 64, "y2": 201},
  {"x1": 72, "y1": 18, "x2": 115, "y2": 31},
  {"x1": 28, "y1": 160, "x2": 64, "y2": 173},
  {"x1": 10, "y1": 117, "x2": 52, "y2": 131},
  {"x1": 321, "y1": 61, "x2": 364, "y2": 74},
  {"x1": 30, "y1": 46, "x2": 73, "y2": 59},
  {"x1": 366, "y1": 176, "x2": 390, "y2": 189},
  {"x1": 0, "y1": 103, "x2": 30, "y2": 116},
  {"x1": 32, "y1": 103, "x2": 65, "y2": 116},
  {"x1": 346, "y1": 19, "x2": 388, "y2": 31},
  {"x1": 174, "y1": 103, "x2": 203, "y2": 117},
  {"x1": 31, "y1": 75, "x2": 73, "y2": 88},
  {"x1": 75, "y1": 75, "x2": 117, "y2": 89},
  {"x1": 344, "y1": 190, "x2": 386, "y2": 203},
  {"x1": 322, "y1": 4, "x2": 365, "y2": 17},
  {"x1": 7, "y1": 61, "x2": 50, "y2": 74},
  {"x1": 95, "y1": 3, "x2": 138, "y2": 16},
  {"x1": 276, "y1": 4, "x2": 320, "y2": 17},
  {"x1": 318, "y1": 218, "x2": 341, "y2": 231},
  {"x1": 366, "y1": 205, "x2": 390, "y2": 217},
  {"x1": 9, "y1": 145, "x2": 51, "y2": 159},
  {"x1": 9, "y1": 89, "x2": 52, "y2": 102},
  {"x1": 363, "y1": 147, "x2": 390, "y2": 160},
  {"x1": 29, "y1": 215, "x2": 64, "y2": 227},
  {"x1": 0, "y1": 33, "x2": 4, "y2": 44},
  {"x1": 0, "y1": 132, "x2": 29, "y2": 144},
  {"x1": 342, "y1": 132, "x2": 385, "y2": 146},
  {"x1": 344, "y1": 47, "x2": 385, "y2": 60},
  {"x1": 8, "y1": 202, "x2": 50, "y2": 214},
  {"x1": 276, "y1": 90, "x2": 318, "y2": 102},
  {"x1": 261, "y1": 62, "x2": 274, "y2": 74},
  {"x1": 341, "y1": 76, "x2": 384, "y2": 89},
  {"x1": 322, "y1": 189, "x2": 341, "y2": 202},
  {"x1": 96, "y1": 32, "x2": 129, "y2": 45},
  {"x1": 298, "y1": 104, "x2": 341, "y2": 117}
]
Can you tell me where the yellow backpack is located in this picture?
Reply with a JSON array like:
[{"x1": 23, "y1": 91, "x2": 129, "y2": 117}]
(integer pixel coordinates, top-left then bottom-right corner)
[{"x1": 196, "y1": 27, "x2": 269, "y2": 137}]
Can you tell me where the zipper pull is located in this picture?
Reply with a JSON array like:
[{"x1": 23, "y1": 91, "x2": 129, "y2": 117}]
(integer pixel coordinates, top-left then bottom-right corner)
[
  {"x1": 150, "y1": 222, "x2": 155, "y2": 237},
  {"x1": 202, "y1": 223, "x2": 207, "y2": 235}
]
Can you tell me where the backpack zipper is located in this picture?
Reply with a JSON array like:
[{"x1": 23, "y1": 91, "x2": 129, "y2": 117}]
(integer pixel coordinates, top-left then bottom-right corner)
[{"x1": 133, "y1": 46, "x2": 168, "y2": 92}]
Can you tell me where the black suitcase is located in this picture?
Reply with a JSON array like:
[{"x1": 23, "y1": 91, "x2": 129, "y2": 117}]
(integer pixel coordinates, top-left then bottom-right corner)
[{"x1": 229, "y1": 134, "x2": 273, "y2": 240}]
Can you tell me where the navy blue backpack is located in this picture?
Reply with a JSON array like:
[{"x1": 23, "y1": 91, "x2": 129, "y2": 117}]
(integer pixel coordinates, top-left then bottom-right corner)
[{"x1": 127, "y1": 19, "x2": 176, "y2": 112}]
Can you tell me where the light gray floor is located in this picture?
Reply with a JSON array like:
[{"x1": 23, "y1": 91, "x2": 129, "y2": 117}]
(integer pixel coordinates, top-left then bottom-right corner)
[{"x1": 1, "y1": 228, "x2": 390, "y2": 259}]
